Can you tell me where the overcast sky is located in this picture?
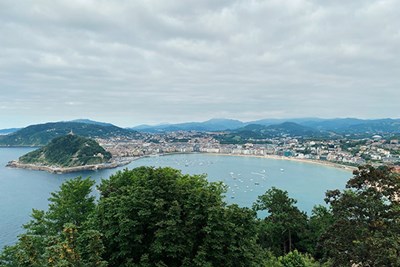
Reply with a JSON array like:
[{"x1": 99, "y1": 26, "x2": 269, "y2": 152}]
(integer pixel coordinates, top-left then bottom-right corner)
[{"x1": 0, "y1": 0, "x2": 399, "y2": 128}]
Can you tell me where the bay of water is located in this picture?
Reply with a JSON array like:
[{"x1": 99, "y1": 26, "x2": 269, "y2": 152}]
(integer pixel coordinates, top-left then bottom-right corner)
[{"x1": 0, "y1": 148, "x2": 352, "y2": 249}]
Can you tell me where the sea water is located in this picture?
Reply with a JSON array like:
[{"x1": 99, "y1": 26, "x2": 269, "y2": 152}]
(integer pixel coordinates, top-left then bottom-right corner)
[{"x1": 0, "y1": 148, "x2": 351, "y2": 249}]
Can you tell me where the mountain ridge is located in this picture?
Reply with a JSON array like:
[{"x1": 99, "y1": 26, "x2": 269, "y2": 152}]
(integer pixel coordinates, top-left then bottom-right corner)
[
  {"x1": 130, "y1": 117, "x2": 400, "y2": 134},
  {"x1": 0, "y1": 121, "x2": 139, "y2": 146}
]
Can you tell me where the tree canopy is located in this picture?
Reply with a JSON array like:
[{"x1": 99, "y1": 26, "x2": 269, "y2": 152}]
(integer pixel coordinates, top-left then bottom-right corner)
[
  {"x1": 1, "y1": 165, "x2": 399, "y2": 267},
  {"x1": 253, "y1": 187, "x2": 308, "y2": 256},
  {"x1": 95, "y1": 167, "x2": 266, "y2": 267},
  {"x1": 321, "y1": 165, "x2": 400, "y2": 266}
]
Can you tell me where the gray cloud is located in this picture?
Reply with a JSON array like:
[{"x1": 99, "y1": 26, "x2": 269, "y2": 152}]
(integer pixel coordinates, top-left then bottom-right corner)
[{"x1": 0, "y1": 0, "x2": 399, "y2": 128}]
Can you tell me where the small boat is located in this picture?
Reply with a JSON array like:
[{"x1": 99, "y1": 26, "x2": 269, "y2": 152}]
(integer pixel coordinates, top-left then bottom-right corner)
[{"x1": 280, "y1": 168, "x2": 284, "y2": 172}]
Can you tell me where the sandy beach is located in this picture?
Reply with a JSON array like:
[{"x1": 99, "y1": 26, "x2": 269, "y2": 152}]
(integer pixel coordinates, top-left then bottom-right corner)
[{"x1": 201, "y1": 152, "x2": 357, "y2": 172}]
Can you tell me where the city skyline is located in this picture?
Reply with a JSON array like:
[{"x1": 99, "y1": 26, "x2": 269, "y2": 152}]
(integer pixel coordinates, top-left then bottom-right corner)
[{"x1": 1, "y1": 1, "x2": 400, "y2": 128}]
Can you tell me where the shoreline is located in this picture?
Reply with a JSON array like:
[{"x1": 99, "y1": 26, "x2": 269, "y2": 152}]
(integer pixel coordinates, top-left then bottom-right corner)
[
  {"x1": 160, "y1": 152, "x2": 357, "y2": 172},
  {"x1": 6, "y1": 151, "x2": 357, "y2": 174},
  {"x1": 6, "y1": 157, "x2": 136, "y2": 174},
  {"x1": 206, "y1": 153, "x2": 357, "y2": 172}
]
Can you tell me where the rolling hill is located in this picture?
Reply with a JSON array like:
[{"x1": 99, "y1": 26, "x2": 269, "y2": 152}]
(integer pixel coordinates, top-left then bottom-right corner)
[
  {"x1": 0, "y1": 121, "x2": 139, "y2": 146},
  {"x1": 18, "y1": 135, "x2": 112, "y2": 167}
]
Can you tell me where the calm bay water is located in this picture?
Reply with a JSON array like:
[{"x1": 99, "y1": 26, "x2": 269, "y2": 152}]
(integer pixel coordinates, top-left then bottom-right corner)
[{"x1": 0, "y1": 148, "x2": 352, "y2": 249}]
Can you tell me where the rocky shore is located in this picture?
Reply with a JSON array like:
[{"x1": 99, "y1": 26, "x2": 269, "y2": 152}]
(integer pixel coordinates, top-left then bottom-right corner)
[{"x1": 6, "y1": 157, "x2": 134, "y2": 174}]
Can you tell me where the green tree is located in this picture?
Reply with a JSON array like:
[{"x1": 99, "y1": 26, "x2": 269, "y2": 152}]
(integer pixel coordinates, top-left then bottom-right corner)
[
  {"x1": 299, "y1": 205, "x2": 334, "y2": 258},
  {"x1": 96, "y1": 167, "x2": 266, "y2": 267},
  {"x1": 253, "y1": 187, "x2": 308, "y2": 256},
  {"x1": 47, "y1": 177, "x2": 96, "y2": 232},
  {"x1": 279, "y1": 250, "x2": 324, "y2": 267},
  {"x1": 321, "y1": 165, "x2": 400, "y2": 266},
  {"x1": 279, "y1": 250, "x2": 305, "y2": 267}
]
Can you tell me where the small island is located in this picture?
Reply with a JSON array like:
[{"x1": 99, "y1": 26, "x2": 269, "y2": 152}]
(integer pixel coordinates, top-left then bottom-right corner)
[{"x1": 6, "y1": 134, "x2": 131, "y2": 173}]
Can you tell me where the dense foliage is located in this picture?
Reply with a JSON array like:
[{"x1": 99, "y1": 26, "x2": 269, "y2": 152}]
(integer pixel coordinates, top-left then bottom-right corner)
[
  {"x1": 320, "y1": 165, "x2": 400, "y2": 266},
  {"x1": 19, "y1": 135, "x2": 112, "y2": 167},
  {"x1": 1, "y1": 165, "x2": 399, "y2": 266},
  {"x1": 253, "y1": 187, "x2": 308, "y2": 256},
  {"x1": 96, "y1": 167, "x2": 266, "y2": 266}
]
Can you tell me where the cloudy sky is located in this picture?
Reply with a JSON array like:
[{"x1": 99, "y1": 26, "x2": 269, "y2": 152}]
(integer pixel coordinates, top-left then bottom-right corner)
[{"x1": 0, "y1": 0, "x2": 399, "y2": 128}]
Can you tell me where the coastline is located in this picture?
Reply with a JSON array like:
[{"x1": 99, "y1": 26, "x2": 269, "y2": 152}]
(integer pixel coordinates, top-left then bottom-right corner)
[
  {"x1": 6, "y1": 157, "x2": 136, "y2": 174},
  {"x1": 6, "y1": 151, "x2": 357, "y2": 174},
  {"x1": 158, "y1": 152, "x2": 357, "y2": 172}
]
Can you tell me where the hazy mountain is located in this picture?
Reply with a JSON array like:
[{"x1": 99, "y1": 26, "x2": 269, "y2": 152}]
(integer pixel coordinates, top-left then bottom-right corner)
[
  {"x1": 247, "y1": 118, "x2": 400, "y2": 135},
  {"x1": 131, "y1": 118, "x2": 245, "y2": 132},
  {"x1": 130, "y1": 117, "x2": 400, "y2": 135},
  {"x1": 300, "y1": 118, "x2": 367, "y2": 131},
  {"x1": 299, "y1": 118, "x2": 400, "y2": 134},
  {"x1": 0, "y1": 128, "x2": 20, "y2": 135},
  {"x1": 343, "y1": 119, "x2": 400, "y2": 134},
  {"x1": 248, "y1": 118, "x2": 325, "y2": 126},
  {"x1": 69, "y1": 119, "x2": 115, "y2": 127},
  {"x1": 0, "y1": 122, "x2": 139, "y2": 146}
]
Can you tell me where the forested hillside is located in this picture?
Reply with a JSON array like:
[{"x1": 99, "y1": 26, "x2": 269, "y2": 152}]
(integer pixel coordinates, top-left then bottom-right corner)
[{"x1": 19, "y1": 135, "x2": 112, "y2": 167}]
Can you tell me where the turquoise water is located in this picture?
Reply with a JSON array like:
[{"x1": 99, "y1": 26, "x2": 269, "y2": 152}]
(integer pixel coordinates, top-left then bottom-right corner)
[{"x1": 0, "y1": 148, "x2": 351, "y2": 249}]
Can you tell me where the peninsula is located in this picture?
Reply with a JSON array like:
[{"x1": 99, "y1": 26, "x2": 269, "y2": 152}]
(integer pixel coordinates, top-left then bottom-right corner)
[{"x1": 6, "y1": 134, "x2": 131, "y2": 173}]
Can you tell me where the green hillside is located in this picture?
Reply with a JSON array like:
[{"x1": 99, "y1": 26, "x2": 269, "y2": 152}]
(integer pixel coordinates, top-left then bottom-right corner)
[
  {"x1": 217, "y1": 122, "x2": 331, "y2": 144},
  {"x1": 0, "y1": 121, "x2": 139, "y2": 146},
  {"x1": 19, "y1": 135, "x2": 112, "y2": 167}
]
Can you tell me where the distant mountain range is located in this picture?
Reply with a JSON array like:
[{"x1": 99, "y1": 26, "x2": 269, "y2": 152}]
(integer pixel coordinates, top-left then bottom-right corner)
[
  {"x1": 131, "y1": 118, "x2": 245, "y2": 132},
  {"x1": 298, "y1": 118, "x2": 400, "y2": 133},
  {"x1": 0, "y1": 118, "x2": 399, "y2": 146},
  {"x1": 0, "y1": 121, "x2": 139, "y2": 146},
  {"x1": 69, "y1": 119, "x2": 115, "y2": 127},
  {"x1": 131, "y1": 118, "x2": 400, "y2": 135},
  {"x1": 0, "y1": 128, "x2": 21, "y2": 135}
]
